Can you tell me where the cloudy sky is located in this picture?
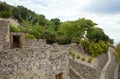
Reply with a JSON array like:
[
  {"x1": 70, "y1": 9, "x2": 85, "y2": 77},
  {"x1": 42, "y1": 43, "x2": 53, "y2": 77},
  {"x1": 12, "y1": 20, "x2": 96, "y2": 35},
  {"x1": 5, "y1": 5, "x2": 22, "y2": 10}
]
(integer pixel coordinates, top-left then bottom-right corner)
[{"x1": 1, "y1": 0, "x2": 120, "y2": 45}]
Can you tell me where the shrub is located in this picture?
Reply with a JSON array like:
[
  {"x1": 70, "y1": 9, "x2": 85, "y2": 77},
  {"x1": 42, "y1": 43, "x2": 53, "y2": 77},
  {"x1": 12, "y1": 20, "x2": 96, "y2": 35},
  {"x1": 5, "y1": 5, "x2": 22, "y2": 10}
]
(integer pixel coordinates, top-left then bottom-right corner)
[
  {"x1": 114, "y1": 43, "x2": 120, "y2": 65},
  {"x1": 88, "y1": 57, "x2": 93, "y2": 63},
  {"x1": 81, "y1": 57, "x2": 85, "y2": 61},
  {"x1": 72, "y1": 37, "x2": 81, "y2": 44},
  {"x1": 89, "y1": 41, "x2": 109, "y2": 57},
  {"x1": 25, "y1": 34, "x2": 36, "y2": 40},
  {"x1": 0, "y1": 11, "x2": 12, "y2": 18},
  {"x1": 81, "y1": 39, "x2": 90, "y2": 54},
  {"x1": 69, "y1": 51, "x2": 76, "y2": 59},
  {"x1": 76, "y1": 55, "x2": 80, "y2": 59},
  {"x1": 41, "y1": 30, "x2": 56, "y2": 44},
  {"x1": 56, "y1": 36, "x2": 71, "y2": 45},
  {"x1": 10, "y1": 24, "x2": 22, "y2": 32}
]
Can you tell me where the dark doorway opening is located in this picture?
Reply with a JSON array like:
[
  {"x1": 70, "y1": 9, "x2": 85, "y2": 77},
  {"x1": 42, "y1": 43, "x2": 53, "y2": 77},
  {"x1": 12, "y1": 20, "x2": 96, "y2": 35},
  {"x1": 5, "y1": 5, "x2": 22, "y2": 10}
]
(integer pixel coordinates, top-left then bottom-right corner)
[
  {"x1": 13, "y1": 35, "x2": 20, "y2": 48},
  {"x1": 10, "y1": 34, "x2": 22, "y2": 49},
  {"x1": 56, "y1": 73, "x2": 63, "y2": 79}
]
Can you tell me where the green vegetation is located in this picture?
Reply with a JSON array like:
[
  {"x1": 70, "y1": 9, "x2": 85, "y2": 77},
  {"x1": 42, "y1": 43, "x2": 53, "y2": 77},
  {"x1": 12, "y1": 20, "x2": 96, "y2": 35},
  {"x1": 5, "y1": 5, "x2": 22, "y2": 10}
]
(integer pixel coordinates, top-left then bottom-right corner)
[
  {"x1": 89, "y1": 41, "x2": 109, "y2": 57},
  {"x1": 114, "y1": 43, "x2": 120, "y2": 66},
  {"x1": 1, "y1": 2, "x2": 112, "y2": 56},
  {"x1": 88, "y1": 57, "x2": 93, "y2": 63},
  {"x1": 25, "y1": 34, "x2": 36, "y2": 40},
  {"x1": 81, "y1": 39, "x2": 109, "y2": 57},
  {"x1": 69, "y1": 51, "x2": 76, "y2": 59},
  {"x1": 10, "y1": 24, "x2": 22, "y2": 32},
  {"x1": 76, "y1": 55, "x2": 80, "y2": 59},
  {"x1": 81, "y1": 57, "x2": 86, "y2": 61}
]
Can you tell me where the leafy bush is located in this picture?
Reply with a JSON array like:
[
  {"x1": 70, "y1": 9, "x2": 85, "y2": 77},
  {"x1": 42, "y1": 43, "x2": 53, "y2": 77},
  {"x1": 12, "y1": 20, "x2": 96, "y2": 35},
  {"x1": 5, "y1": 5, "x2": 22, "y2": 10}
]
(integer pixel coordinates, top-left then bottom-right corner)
[
  {"x1": 41, "y1": 30, "x2": 56, "y2": 44},
  {"x1": 81, "y1": 36, "x2": 109, "y2": 57},
  {"x1": 89, "y1": 41, "x2": 109, "y2": 57},
  {"x1": 76, "y1": 55, "x2": 80, "y2": 59},
  {"x1": 114, "y1": 43, "x2": 120, "y2": 65},
  {"x1": 81, "y1": 57, "x2": 86, "y2": 61},
  {"x1": 0, "y1": 11, "x2": 12, "y2": 18},
  {"x1": 69, "y1": 51, "x2": 76, "y2": 59},
  {"x1": 25, "y1": 34, "x2": 36, "y2": 40},
  {"x1": 10, "y1": 24, "x2": 21, "y2": 32},
  {"x1": 29, "y1": 25, "x2": 44, "y2": 39},
  {"x1": 72, "y1": 37, "x2": 81, "y2": 44},
  {"x1": 81, "y1": 39, "x2": 90, "y2": 54},
  {"x1": 88, "y1": 57, "x2": 93, "y2": 63},
  {"x1": 56, "y1": 36, "x2": 71, "y2": 45}
]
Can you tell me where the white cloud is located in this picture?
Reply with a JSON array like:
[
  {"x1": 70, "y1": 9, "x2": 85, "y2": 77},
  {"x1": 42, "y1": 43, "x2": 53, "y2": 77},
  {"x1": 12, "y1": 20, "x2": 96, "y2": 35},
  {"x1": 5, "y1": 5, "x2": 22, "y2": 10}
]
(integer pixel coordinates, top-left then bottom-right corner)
[{"x1": 2, "y1": 0, "x2": 120, "y2": 45}]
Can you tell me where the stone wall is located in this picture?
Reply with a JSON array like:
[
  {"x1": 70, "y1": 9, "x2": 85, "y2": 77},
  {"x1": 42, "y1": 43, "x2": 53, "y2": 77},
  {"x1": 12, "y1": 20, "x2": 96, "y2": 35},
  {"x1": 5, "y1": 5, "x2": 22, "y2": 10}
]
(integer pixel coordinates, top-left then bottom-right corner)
[
  {"x1": 96, "y1": 53, "x2": 108, "y2": 78},
  {"x1": 118, "y1": 72, "x2": 120, "y2": 79},
  {"x1": 0, "y1": 46, "x2": 69, "y2": 79},
  {"x1": 104, "y1": 48, "x2": 118, "y2": 79},
  {"x1": 0, "y1": 19, "x2": 10, "y2": 49},
  {"x1": 96, "y1": 53, "x2": 108, "y2": 70},
  {"x1": 1, "y1": 19, "x2": 117, "y2": 79},
  {"x1": 69, "y1": 68, "x2": 82, "y2": 79},
  {"x1": 69, "y1": 59, "x2": 97, "y2": 79},
  {"x1": 69, "y1": 52, "x2": 109, "y2": 79}
]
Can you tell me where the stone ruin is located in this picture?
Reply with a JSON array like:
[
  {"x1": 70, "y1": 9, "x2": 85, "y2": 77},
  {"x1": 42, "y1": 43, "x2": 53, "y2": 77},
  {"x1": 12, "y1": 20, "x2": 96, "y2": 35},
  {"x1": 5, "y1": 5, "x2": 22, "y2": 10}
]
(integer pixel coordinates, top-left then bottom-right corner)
[
  {"x1": 0, "y1": 19, "x2": 71, "y2": 79},
  {"x1": 0, "y1": 19, "x2": 119, "y2": 79}
]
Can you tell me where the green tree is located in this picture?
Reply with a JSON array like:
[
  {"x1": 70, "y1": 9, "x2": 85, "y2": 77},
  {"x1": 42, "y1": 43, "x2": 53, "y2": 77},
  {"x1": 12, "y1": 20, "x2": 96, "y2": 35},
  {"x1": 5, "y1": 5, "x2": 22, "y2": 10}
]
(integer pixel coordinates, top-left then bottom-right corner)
[
  {"x1": 114, "y1": 43, "x2": 120, "y2": 65},
  {"x1": 29, "y1": 24, "x2": 45, "y2": 39},
  {"x1": 87, "y1": 27, "x2": 109, "y2": 42},
  {"x1": 51, "y1": 18, "x2": 61, "y2": 31},
  {"x1": 59, "y1": 18, "x2": 97, "y2": 41},
  {"x1": 0, "y1": 2, "x2": 12, "y2": 18}
]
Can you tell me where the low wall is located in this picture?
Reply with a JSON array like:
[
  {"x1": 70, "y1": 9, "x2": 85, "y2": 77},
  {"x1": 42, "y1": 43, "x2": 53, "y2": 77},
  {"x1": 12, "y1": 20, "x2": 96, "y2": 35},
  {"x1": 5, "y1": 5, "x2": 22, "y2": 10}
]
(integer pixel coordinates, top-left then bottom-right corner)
[
  {"x1": 104, "y1": 48, "x2": 118, "y2": 79},
  {"x1": 69, "y1": 68, "x2": 82, "y2": 79},
  {"x1": 95, "y1": 53, "x2": 108, "y2": 78},
  {"x1": 69, "y1": 59, "x2": 97, "y2": 79},
  {"x1": 96, "y1": 53, "x2": 108, "y2": 70},
  {"x1": 69, "y1": 52, "x2": 109, "y2": 79}
]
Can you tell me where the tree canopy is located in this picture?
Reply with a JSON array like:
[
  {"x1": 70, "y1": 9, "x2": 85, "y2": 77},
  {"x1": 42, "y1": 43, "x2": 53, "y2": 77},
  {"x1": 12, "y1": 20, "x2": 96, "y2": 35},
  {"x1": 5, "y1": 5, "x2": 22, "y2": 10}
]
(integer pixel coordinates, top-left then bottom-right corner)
[
  {"x1": 0, "y1": 1, "x2": 114, "y2": 45},
  {"x1": 0, "y1": 1, "x2": 115, "y2": 56}
]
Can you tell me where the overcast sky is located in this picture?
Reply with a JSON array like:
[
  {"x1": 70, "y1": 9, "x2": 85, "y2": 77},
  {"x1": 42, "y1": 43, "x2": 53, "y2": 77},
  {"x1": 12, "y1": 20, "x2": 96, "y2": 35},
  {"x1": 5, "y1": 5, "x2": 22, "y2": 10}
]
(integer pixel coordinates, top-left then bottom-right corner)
[{"x1": 1, "y1": 0, "x2": 120, "y2": 45}]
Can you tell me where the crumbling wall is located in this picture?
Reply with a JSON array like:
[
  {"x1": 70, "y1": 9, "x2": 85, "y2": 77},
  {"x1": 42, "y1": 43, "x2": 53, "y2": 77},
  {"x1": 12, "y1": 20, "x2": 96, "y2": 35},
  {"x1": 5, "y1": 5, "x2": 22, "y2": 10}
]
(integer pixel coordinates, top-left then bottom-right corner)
[
  {"x1": 69, "y1": 59, "x2": 97, "y2": 79},
  {"x1": 0, "y1": 19, "x2": 10, "y2": 49},
  {"x1": 0, "y1": 46, "x2": 69, "y2": 79}
]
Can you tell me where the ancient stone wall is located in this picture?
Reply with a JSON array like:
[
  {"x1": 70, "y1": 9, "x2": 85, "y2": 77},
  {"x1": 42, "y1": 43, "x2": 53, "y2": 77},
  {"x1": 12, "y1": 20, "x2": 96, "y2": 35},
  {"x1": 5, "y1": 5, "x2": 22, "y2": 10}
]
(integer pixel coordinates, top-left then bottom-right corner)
[
  {"x1": 1, "y1": 19, "x2": 117, "y2": 79},
  {"x1": 69, "y1": 59, "x2": 97, "y2": 79},
  {"x1": 96, "y1": 53, "x2": 108, "y2": 70},
  {"x1": 96, "y1": 53, "x2": 108, "y2": 78},
  {"x1": 0, "y1": 19, "x2": 10, "y2": 49},
  {"x1": 0, "y1": 46, "x2": 69, "y2": 79},
  {"x1": 69, "y1": 68, "x2": 82, "y2": 79},
  {"x1": 103, "y1": 48, "x2": 118, "y2": 79}
]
